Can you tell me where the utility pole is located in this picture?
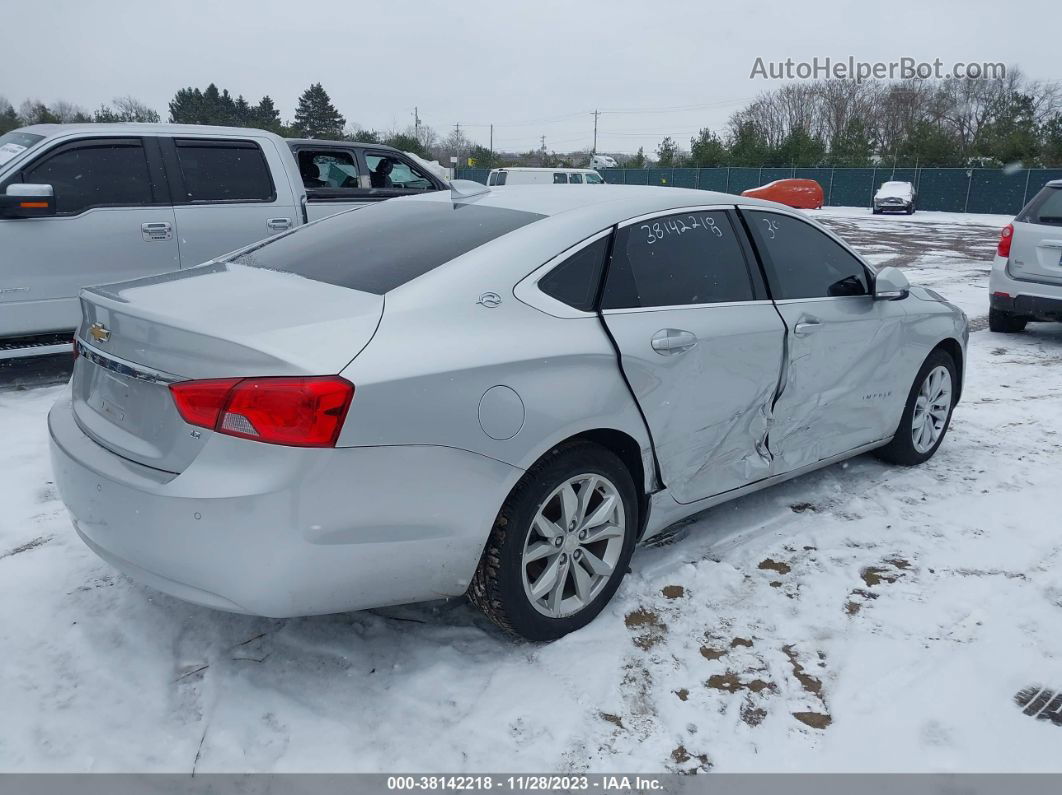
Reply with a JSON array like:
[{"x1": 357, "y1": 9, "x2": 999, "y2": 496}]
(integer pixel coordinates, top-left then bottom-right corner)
[
  {"x1": 592, "y1": 109, "x2": 600, "y2": 154},
  {"x1": 413, "y1": 106, "x2": 420, "y2": 139},
  {"x1": 489, "y1": 123, "x2": 494, "y2": 170}
]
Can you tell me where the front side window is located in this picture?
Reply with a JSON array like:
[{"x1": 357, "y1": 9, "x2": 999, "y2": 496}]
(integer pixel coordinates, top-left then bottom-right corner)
[
  {"x1": 175, "y1": 140, "x2": 274, "y2": 203},
  {"x1": 585, "y1": 172, "x2": 604, "y2": 184},
  {"x1": 602, "y1": 211, "x2": 755, "y2": 309},
  {"x1": 538, "y1": 236, "x2": 609, "y2": 312},
  {"x1": 553, "y1": 173, "x2": 568, "y2": 184},
  {"x1": 23, "y1": 140, "x2": 153, "y2": 215},
  {"x1": 569, "y1": 173, "x2": 584, "y2": 184},
  {"x1": 744, "y1": 210, "x2": 869, "y2": 300},
  {"x1": 365, "y1": 153, "x2": 433, "y2": 190}
]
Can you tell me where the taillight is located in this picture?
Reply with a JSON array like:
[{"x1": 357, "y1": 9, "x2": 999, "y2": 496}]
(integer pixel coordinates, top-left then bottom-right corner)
[
  {"x1": 170, "y1": 376, "x2": 354, "y2": 448},
  {"x1": 997, "y1": 223, "x2": 1014, "y2": 258}
]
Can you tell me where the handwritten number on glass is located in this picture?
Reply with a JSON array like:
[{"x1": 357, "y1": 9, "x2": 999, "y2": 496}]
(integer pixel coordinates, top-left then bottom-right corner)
[
  {"x1": 642, "y1": 214, "x2": 724, "y2": 245},
  {"x1": 761, "y1": 217, "x2": 780, "y2": 240}
]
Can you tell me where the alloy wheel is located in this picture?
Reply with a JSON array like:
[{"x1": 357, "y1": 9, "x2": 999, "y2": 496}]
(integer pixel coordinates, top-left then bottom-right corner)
[
  {"x1": 521, "y1": 473, "x2": 626, "y2": 618},
  {"x1": 911, "y1": 365, "x2": 952, "y2": 454}
]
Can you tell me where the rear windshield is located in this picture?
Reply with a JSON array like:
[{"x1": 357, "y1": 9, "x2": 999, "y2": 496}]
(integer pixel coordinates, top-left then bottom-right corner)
[
  {"x1": 0, "y1": 131, "x2": 45, "y2": 167},
  {"x1": 231, "y1": 199, "x2": 544, "y2": 294},
  {"x1": 1017, "y1": 185, "x2": 1062, "y2": 226}
]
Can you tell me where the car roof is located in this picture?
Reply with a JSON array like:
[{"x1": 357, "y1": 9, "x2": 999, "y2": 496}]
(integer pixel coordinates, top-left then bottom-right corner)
[
  {"x1": 406, "y1": 183, "x2": 783, "y2": 220},
  {"x1": 1047, "y1": 179, "x2": 1062, "y2": 188},
  {"x1": 18, "y1": 122, "x2": 287, "y2": 140},
  {"x1": 493, "y1": 167, "x2": 596, "y2": 173},
  {"x1": 286, "y1": 138, "x2": 401, "y2": 152}
]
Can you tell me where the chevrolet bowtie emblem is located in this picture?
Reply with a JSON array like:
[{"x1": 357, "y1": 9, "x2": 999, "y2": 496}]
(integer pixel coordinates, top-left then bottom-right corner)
[{"x1": 88, "y1": 322, "x2": 110, "y2": 343}]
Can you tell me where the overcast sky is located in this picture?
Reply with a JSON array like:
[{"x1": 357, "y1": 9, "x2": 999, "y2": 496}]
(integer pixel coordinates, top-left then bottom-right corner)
[{"x1": 1, "y1": 0, "x2": 1058, "y2": 154}]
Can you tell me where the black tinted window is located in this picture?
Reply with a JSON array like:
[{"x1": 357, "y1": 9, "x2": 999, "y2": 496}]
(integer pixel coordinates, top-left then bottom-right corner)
[
  {"x1": 1017, "y1": 186, "x2": 1062, "y2": 226},
  {"x1": 539, "y1": 237, "x2": 609, "y2": 311},
  {"x1": 297, "y1": 148, "x2": 359, "y2": 191},
  {"x1": 232, "y1": 200, "x2": 544, "y2": 294},
  {"x1": 602, "y1": 211, "x2": 754, "y2": 309},
  {"x1": 24, "y1": 141, "x2": 153, "y2": 215},
  {"x1": 745, "y1": 211, "x2": 868, "y2": 299},
  {"x1": 175, "y1": 140, "x2": 274, "y2": 202},
  {"x1": 553, "y1": 173, "x2": 567, "y2": 184},
  {"x1": 569, "y1": 173, "x2": 583, "y2": 184}
]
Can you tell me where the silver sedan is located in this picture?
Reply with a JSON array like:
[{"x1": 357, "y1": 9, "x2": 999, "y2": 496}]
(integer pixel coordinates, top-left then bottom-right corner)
[{"x1": 50, "y1": 184, "x2": 968, "y2": 640}]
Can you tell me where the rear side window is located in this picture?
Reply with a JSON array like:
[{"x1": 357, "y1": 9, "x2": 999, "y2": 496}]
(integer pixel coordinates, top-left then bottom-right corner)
[
  {"x1": 1017, "y1": 186, "x2": 1062, "y2": 226},
  {"x1": 232, "y1": 200, "x2": 544, "y2": 294},
  {"x1": 175, "y1": 140, "x2": 274, "y2": 202},
  {"x1": 539, "y1": 237, "x2": 609, "y2": 312},
  {"x1": 602, "y1": 211, "x2": 755, "y2": 309},
  {"x1": 297, "y1": 148, "x2": 359, "y2": 191},
  {"x1": 23, "y1": 140, "x2": 154, "y2": 215},
  {"x1": 569, "y1": 173, "x2": 584, "y2": 184},
  {"x1": 553, "y1": 173, "x2": 567, "y2": 184},
  {"x1": 494, "y1": 171, "x2": 507, "y2": 185},
  {"x1": 744, "y1": 210, "x2": 869, "y2": 300}
]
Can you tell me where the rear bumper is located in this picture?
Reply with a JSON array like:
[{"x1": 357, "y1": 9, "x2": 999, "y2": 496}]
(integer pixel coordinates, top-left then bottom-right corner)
[
  {"x1": 49, "y1": 394, "x2": 521, "y2": 616},
  {"x1": 989, "y1": 255, "x2": 1062, "y2": 319}
]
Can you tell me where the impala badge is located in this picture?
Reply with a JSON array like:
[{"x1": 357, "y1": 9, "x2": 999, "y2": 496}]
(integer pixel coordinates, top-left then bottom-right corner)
[
  {"x1": 88, "y1": 322, "x2": 110, "y2": 343},
  {"x1": 477, "y1": 292, "x2": 502, "y2": 309}
]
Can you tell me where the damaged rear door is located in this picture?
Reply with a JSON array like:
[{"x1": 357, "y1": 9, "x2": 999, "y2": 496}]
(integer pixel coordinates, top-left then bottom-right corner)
[{"x1": 599, "y1": 207, "x2": 786, "y2": 504}]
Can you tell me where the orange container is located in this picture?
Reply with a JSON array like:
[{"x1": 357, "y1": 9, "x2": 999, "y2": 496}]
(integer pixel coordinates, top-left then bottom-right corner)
[{"x1": 740, "y1": 178, "x2": 824, "y2": 209}]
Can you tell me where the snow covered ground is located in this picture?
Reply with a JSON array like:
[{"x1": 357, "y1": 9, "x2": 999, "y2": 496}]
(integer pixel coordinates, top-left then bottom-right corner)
[{"x1": 2, "y1": 209, "x2": 1061, "y2": 774}]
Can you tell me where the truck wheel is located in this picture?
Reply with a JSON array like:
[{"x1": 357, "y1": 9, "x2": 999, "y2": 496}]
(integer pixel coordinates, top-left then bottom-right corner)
[
  {"x1": 989, "y1": 308, "x2": 1027, "y2": 333},
  {"x1": 874, "y1": 349, "x2": 957, "y2": 467},
  {"x1": 468, "y1": 442, "x2": 638, "y2": 641}
]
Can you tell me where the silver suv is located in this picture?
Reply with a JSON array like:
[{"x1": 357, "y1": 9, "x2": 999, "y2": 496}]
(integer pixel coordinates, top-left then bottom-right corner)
[{"x1": 989, "y1": 179, "x2": 1062, "y2": 332}]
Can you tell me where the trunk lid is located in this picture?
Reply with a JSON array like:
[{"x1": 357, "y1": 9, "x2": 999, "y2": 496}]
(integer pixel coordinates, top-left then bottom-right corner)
[{"x1": 72, "y1": 263, "x2": 383, "y2": 473}]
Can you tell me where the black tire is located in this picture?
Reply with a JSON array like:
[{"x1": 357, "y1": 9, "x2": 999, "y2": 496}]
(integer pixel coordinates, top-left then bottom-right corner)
[
  {"x1": 872, "y1": 207, "x2": 882, "y2": 215},
  {"x1": 468, "y1": 441, "x2": 638, "y2": 641},
  {"x1": 874, "y1": 349, "x2": 958, "y2": 466},
  {"x1": 906, "y1": 205, "x2": 915, "y2": 215},
  {"x1": 989, "y1": 308, "x2": 1027, "y2": 333}
]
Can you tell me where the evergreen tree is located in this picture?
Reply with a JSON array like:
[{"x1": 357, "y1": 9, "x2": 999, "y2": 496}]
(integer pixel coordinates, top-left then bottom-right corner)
[
  {"x1": 233, "y1": 95, "x2": 252, "y2": 125},
  {"x1": 627, "y1": 147, "x2": 647, "y2": 169},
  {"x1": 0, "y1": 98, "x2": 18, "y2": 134},
  {"x1": 656, "y1": 136, "x2": 680, "y2": 167},
  {"x1": 776, "y1": 128, "x2": 826, "y2": 167},
  {"x1": 727, "y1": 121, "x2": 772, "y2": 166},
  {"x1": 974, "y1": 92, "x2": 1040, "y2": 166},
  {"x1": 293, "y1": 83, "x2": 345, "y2": 139},
  {"x1": 1041, "y1": 114, "x2": 1062, "y2": 167},
  {"x1": 249, "y1": 95, "x2": 283, "y2": 133},
  {"x1": 689, "y1": 128, "x2": 728, "y2": 167},
  {"x1": 385, "y1": 132, "x2": 427, "y2": 158},
  {"x1": 169, "y1": 87, "x2": 205, "y2": 123},
  {"x1": 828, "y1": 119, "x2": 875, "y2": 166}
]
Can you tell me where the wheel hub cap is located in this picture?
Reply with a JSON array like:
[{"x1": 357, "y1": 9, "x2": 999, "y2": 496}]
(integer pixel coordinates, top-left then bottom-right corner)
[{"x1": 911, "y1": 365, "x2": 952, "y2": 454}]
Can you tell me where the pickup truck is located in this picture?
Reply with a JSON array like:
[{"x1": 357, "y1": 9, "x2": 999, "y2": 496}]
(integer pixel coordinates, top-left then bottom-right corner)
[{"x1": 0, "y1": 123, "x2": 447, "y2": 359}]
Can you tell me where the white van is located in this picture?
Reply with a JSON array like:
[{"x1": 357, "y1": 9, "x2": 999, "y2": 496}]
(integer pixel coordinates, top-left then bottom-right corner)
[{"x1": 487, "y1": 167, "x2": 604, "y2": 186}]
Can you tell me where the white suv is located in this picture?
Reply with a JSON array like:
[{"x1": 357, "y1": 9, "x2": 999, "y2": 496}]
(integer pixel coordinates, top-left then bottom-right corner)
[{"x1": 989, "y1": 179, "x2": 1062, "y2": 332}]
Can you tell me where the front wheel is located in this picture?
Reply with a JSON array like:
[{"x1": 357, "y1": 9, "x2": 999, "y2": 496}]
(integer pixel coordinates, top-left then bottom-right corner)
[
  {"x1": 468, "y1": 442, "x2": 638, "y2": 640},
  {"x1": 874, "y1": 350, "x2": 957, "y2": 466}
]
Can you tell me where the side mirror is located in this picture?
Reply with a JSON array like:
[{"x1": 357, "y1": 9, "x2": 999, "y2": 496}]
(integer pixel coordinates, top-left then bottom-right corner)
[
  {"x1": 874, "y1": 266, "x2": 910, "y2": 300},
  {"x1": 0, "y1": 184, "x2": 56, "y2": 218}
]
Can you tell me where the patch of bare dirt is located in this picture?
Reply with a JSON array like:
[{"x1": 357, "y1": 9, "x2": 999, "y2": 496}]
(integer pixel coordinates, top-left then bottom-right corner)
[
  {"x1": 758, "y1": 558, "x2": 791, "y2": 575},
  {"x1": 661, "y1": 585, "x2": 685, "y2": 599},
  {"x1": 674, "y1": 688, "x2": 689, "y2": 702},
  {"x1": 793, "y1": 711, "x2": 833, "y2": 729},
  {"x1": 0, "y1": 535, "x2": 53, "y2": 560},
  {"x1": 707, "y1": 673, "x2": 773, "y2": 694},
  {"x1": 670, "y1": 745, "x2": 712, "y2": 772},
  {"x1": 783, "y1": 645, "x2": 823, "y2": 697},
  {"x1": 625, "y1": 609, "x2": 667, "y2": 650},
  {"x1": 740, "y1": 702, "x2": 768, "y2": 727},
  {"x1": 599, "y1": 712, "x2": 625, "y2": 729}
]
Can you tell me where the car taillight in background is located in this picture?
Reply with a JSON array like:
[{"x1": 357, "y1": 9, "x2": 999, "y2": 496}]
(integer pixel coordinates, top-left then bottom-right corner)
[
  {"x1": 170, "y1": 376, "x2": 354, "y2": 447},
  {"x1": 997, "y1": 223, "x2": 1014, "y2": 258}
]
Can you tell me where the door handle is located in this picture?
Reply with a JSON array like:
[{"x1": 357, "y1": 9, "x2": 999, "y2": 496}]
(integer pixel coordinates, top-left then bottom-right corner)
[
  {"x1": 793, "y1": 320, "x2": 821, "y2": 336},
  {"x1": 651, "y1": 328, "x2": 698, "y2": 355},
  {"x1": 267, "y1": 217, "x2": 293, "y2": 231},
  {"x1": 141, "y1": 222, "x2": 172, "y2": 241}
]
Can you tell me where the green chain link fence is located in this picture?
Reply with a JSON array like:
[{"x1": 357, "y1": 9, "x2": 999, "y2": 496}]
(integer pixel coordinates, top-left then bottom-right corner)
[{"x1": 454, "y1": 166, "x2": 1062, "y2": 216}]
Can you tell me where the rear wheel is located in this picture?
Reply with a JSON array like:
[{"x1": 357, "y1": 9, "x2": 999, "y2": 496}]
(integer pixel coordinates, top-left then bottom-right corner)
[
  {"x1": 874, "y1": 350, "x2": 957, "y2": 466},
  {"x1": 468, "y1": 442, "x2": 638, "y2": 641},
  {"x1": 989, "y1": 308, "x2": 1027, "y2": 333}
]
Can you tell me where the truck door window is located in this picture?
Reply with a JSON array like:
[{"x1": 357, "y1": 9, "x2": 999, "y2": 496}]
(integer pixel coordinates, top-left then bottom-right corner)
[
  {"x1": 174, "y1": 139, "x2": 275, "y2": 203},
  {"x1": 553, "y1": 173, "x2": 568, "y2": 184},
  {"x1": 365, "y1": 154, "x2": 433, "y2": 191},
  {"x1": 298, "y1": 149, "x2": 359, "y2": 190},
  {"x1": 569, "y1": 173, "x2": 584, "y2": 184},
  {"x1": 23, "y1": 139, "x2": 154, "y2": 216}
]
